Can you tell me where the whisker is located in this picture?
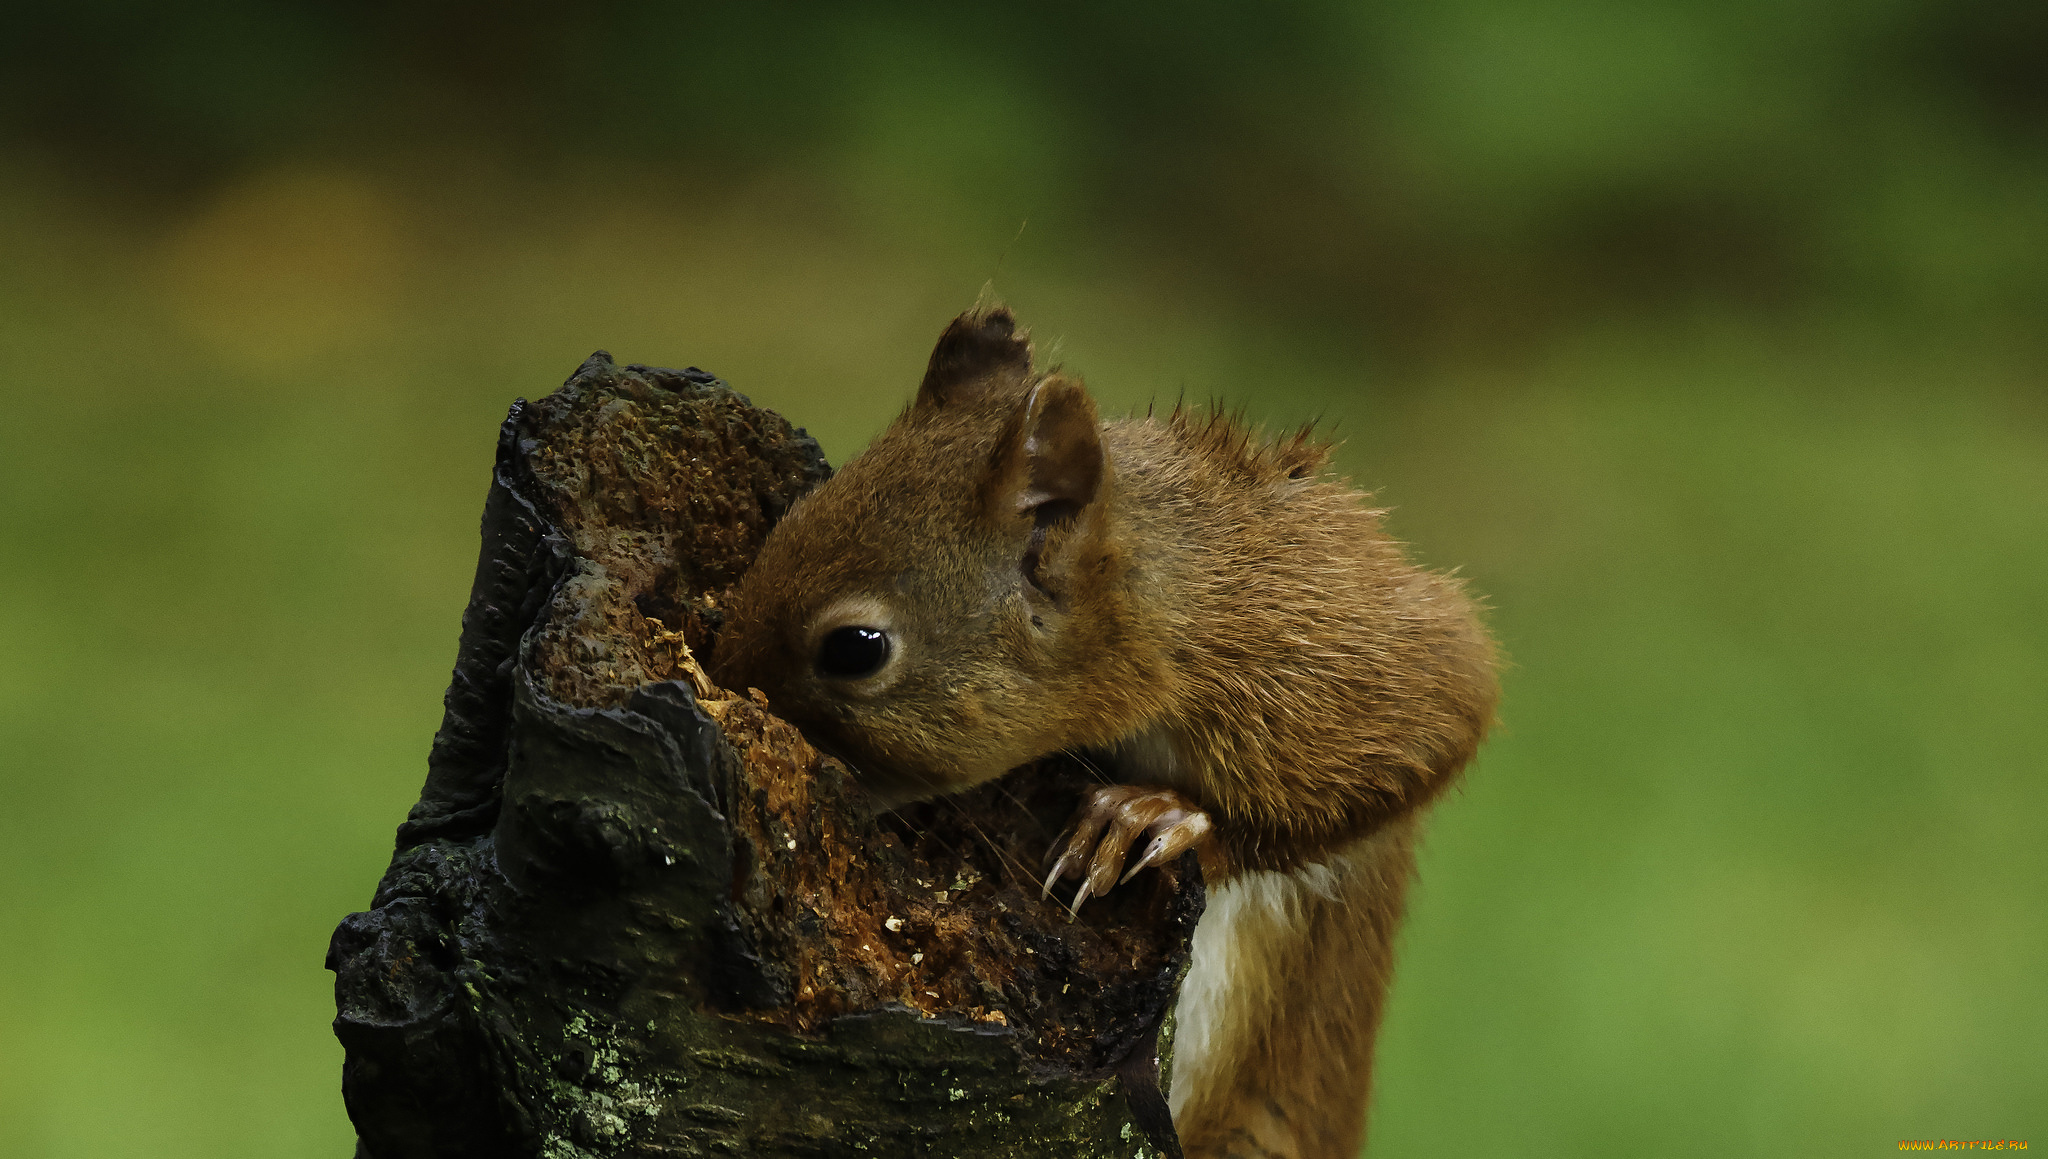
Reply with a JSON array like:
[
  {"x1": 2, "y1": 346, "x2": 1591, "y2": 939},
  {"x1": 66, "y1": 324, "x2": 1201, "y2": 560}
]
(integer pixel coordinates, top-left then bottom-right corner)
[
  {"x1": 1064, "y1": 748, "x2": 1117, "y2": 787},
  {"x1": 984, "y1": 778, "x2": 1058, "y2": 839},
  {"x1": 943, "y1": 793, "x2": 1045, "y2": 895}
]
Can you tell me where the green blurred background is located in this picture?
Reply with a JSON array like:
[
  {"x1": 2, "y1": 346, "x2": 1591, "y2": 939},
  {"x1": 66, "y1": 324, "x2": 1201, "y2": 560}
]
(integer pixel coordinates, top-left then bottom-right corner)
[{"x1": 1, "y1": 3, "x2": 2042, "y2": 1155}]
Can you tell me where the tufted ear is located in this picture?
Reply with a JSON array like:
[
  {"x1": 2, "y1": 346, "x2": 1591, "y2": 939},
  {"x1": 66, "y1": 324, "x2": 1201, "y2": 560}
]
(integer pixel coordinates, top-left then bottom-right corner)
[
  {"x1": 916, "y1": 306, "x2": 1034, "y2": 410},
  {"x1": 1014, "y1": 376, "x2": 1103, "y2": 522}
]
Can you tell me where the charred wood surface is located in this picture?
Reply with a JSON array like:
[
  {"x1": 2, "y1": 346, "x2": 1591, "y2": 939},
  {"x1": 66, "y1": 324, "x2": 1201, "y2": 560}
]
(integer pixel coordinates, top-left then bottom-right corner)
[{"x1": 327, "y1": 354, "x2": 1202, "y2": 1158}]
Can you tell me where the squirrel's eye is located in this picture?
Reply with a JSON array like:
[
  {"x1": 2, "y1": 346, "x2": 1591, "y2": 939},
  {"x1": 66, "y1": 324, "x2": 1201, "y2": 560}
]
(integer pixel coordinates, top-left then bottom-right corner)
[{"x1": 817, "y1": 626, "x2": 891, "y2": 679}]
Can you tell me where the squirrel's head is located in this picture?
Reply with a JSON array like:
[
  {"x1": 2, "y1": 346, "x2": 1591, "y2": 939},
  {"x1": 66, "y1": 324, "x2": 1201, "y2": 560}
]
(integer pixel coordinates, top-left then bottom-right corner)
[{"x1": 712, "y1": 306, "x2": 1130, "y2": 806}]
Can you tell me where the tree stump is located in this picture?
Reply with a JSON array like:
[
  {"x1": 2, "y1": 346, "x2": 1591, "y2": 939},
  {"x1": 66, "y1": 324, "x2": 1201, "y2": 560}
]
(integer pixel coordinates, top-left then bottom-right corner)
[{"x1": 327, "y1": 354, "x2": 1204, "y2": 1158}]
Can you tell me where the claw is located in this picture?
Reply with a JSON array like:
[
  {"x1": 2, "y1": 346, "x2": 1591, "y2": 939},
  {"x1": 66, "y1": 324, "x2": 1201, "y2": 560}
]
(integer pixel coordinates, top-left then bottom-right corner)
[
  {"x1": 1068, "y1": 876, "x2": 1095, "y2": 916},
  {"x1": 1041, "y1": 830, "x2": 1068, "y2": 871},
  {"x1": 1085, "y1": 830, "x2": 1130, "y2": 903},
  {"x1": 1042, "y1": 784, "x2": 1215, "y2": 914},
  {"x1": 1041, "y1": 851, "x2": 1077, "y2": 900},
  {"x1": 1120, "y1": 835, "x2": 1169, "y2": 886},
  {"x1": 1120, "y1": 810, "x2": 1210, "y2": 885}
]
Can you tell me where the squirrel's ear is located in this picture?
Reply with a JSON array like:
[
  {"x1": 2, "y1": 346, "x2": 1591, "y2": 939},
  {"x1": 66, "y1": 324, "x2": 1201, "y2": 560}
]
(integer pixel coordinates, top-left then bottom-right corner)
[
  {"x1": 916, "y1": 307, "x2": 1033, "y2": 410},
  {"x1": 1015, "y1": 376, "x2": 1103, "y2": 519}
]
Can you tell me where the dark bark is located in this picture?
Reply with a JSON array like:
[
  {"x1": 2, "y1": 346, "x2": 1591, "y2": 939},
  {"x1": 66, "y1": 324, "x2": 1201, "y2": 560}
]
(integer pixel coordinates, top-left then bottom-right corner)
[{"x1": 328, "y1": 354, "x2": 1204, "y2": 1158}]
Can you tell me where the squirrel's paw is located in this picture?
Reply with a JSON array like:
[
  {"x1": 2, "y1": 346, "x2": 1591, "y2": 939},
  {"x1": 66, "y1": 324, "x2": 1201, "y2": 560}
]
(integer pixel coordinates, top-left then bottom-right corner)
[{"x1": 1042, "y1": 785, "x2": 1212, "y2": 914}]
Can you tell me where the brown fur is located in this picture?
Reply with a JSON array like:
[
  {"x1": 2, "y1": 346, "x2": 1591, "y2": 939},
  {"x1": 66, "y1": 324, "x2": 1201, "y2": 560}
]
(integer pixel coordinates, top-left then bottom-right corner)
[
  {"x1": 1169, "y1": 822, "x2": 1416, "y2": 1158},
  {"x1": 713, "y1": 307, "x2": 1499, "y2": 1157}
]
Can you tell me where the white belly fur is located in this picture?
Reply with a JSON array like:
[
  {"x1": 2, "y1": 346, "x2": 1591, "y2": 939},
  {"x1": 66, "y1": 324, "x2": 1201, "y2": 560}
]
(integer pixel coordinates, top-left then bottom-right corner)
[{"x1": 1168, "y1": 857, "x2": 1345, "y2": 1120}]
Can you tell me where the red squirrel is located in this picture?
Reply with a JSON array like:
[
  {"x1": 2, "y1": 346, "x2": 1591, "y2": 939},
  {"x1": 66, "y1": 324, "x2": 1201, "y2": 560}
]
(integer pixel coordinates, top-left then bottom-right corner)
[{"x1": 712, "y1": 306, "x2": 1499, "y2": 1158}]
